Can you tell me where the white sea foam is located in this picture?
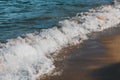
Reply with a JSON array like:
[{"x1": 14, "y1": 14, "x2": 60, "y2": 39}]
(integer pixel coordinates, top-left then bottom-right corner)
[{"x1": 0, "y1": 3, "x2": 120, "y2": 80}]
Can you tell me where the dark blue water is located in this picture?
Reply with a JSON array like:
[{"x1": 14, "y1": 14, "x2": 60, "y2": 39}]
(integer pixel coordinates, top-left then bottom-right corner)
[{"x1": 0, "y1": 0, "x2": 114, "y2": 42}]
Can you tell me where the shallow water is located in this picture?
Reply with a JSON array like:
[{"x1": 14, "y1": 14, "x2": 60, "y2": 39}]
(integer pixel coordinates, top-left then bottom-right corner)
[
  {"x1": 42, "y1": 26, "x2": 120, "y2": 80},
  {"x1": 0, "y1": 0, "x2": 113, "y2": 42}
]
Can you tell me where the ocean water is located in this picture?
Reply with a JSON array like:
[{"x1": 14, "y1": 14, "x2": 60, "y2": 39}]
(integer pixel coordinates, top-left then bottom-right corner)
[
  {"x1": 0, "y1": 0, "x2": 114, "y2": 42},
  {"x1": 0, "y1": 0, "x2": 120, "y2": 80}
]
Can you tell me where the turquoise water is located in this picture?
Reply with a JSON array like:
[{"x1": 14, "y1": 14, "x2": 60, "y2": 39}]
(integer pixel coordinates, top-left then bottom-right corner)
[{"x1": 0, "y1": 0, "x2": 114, "y2": 42}]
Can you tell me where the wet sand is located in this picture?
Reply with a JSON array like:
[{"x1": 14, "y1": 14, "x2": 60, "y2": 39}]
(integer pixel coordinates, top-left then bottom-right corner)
[
  {"x1": 93, "y1": 34, "x2": 120, "y2": 80},
  {"x1": 41, "y1": 26, "x2": 120, "y2": 80}
]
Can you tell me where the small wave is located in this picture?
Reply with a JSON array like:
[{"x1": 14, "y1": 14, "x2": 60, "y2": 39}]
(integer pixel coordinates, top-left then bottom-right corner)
[{"x1": 0, "y1": 3, "x2": 120, "y2": 80}]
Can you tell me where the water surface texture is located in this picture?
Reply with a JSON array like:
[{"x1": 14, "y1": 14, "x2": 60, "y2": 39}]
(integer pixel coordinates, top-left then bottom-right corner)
[{"x1": 0, "y1": 0, "x2": 113, "y2": 42}]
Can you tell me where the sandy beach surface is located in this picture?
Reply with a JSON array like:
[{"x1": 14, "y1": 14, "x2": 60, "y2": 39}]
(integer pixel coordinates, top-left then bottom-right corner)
[{"x1": 41, "y1": 25, "x2": 120, "y2": 80}]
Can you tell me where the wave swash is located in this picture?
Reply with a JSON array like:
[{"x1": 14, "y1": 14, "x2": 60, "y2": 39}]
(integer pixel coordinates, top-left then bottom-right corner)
[{"x1": 0, "y1": 2, "x2": 120, "y2": 80}]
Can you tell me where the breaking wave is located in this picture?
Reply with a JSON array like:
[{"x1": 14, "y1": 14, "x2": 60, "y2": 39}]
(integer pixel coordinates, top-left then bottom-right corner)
[{"x1": 0, "y1": 3, "x2": 120, "y2": 80}]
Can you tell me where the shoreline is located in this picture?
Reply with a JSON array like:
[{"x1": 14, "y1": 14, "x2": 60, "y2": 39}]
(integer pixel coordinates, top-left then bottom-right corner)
[{"x1": 41, "y1": 24, "x2": 120, "y2": 80}]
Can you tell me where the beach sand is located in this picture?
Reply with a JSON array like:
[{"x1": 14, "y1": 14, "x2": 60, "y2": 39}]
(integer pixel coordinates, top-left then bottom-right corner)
[{"x1": 41, "y1": 26, "x2": 120, "y2": 80}]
